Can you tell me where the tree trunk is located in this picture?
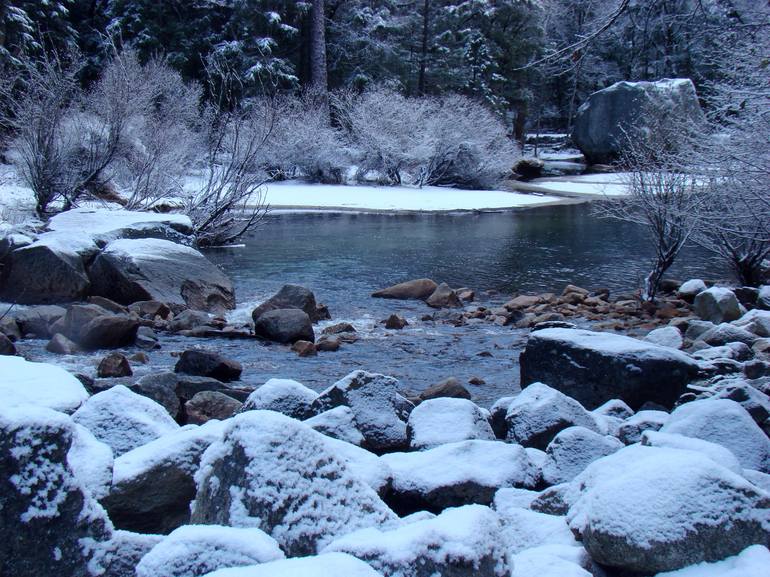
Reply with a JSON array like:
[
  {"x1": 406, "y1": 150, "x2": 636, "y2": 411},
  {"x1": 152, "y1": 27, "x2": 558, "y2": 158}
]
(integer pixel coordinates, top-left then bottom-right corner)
[
  {"x1": 418, "y1": 0, "x2": 430, "y2": 95},
  {"x1": 310, "y1": 0, "x2": 328, "y2": 106}
]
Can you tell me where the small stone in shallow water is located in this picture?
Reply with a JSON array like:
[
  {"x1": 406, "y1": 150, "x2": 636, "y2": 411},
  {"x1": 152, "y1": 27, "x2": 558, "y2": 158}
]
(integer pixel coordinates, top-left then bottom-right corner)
[{"x1": 97, "y1": 352, "x2": 133, "y2": 378}]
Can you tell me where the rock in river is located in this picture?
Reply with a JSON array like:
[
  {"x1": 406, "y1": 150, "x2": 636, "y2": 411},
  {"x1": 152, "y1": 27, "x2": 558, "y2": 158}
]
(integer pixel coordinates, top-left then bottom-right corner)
[
  {"x1": 372, "y1": 278, "x2": 438, "y2": 300},
  {"x1": 520, "y1": 328, "x2": 700, "y2": 410}
]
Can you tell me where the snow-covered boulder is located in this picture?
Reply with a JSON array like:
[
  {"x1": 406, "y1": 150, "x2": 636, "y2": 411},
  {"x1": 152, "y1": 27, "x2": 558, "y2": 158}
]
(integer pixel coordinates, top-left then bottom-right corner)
[
  {"x1": 698, "y1": 322, "x2": 759, "y2": 346},
  {"x1": 103, "y1": 420, "x2": 225, "y2": 534},
  {"x1": 312, "y1": 370, "x2": 411, "y2": 452},
  {"x1": 382, "y1": 440, "x2": 539, "y2": 513},
  {"x1": 89, "y1": 530, "x2": 163, "y2": 577},
  {"x1": 240, "y1": 378, "x2": 318, "y2": 419},
  {"x1": 678, "y1": 278, "x2": 707, "y2": 300},
  {"x1": 520, "y1": 328, "x2": 699, "y2": 410},
  {"x1": 654, "y1": 545, "x2": 770, "y2": 577},
  {"x1": 47, "y1": 207, "x2": 193, "y2": 240},
  {"x1": 190, "y1": 411, "x2": 397, "y2": 556},
  {"x1": 493, "y1": 499, "x2": 578, "y2": 554},
  {"x1": 504, "y1": 382, "x2": 599, "y2": 449},
  {"x1": 67, "y1": 423, "x2": 114, "y2": 500},
  {"x1": 566, "y1": 445, "x2": 770, "y2": 574},
  {"x1": 136, "y1": 525, "x2": 284, "y2": 577},
  {"x1": 202, "y1": 552, "x2": 383, "y2": 577},
  {"x1": 324, "y1": 505, "x2": 511, "y2": 577},
  {"x1": 88, "y1": 238, "x2": 235, "y2": 313},
  {"x1": 73, "y1": 385, "x2": 179, "y2": 457},
  {"x1": 644, "y1": 326, "x2": 684, "y2": 349},
  {"x1": 306, "y1": 406, "x2": 366, "y2": 446},
  {"x1": 323, "y1": 436, "x2": 393, "y2": 495},
  {"x1": 510, "y1": 545, "x2": 593, "y2": 577},
  {"x1": 660, "y1": 398, "x2": 770, "y2": 472},
  {"x1": 692, "y1": 342, "x2": 752, "y2": 362},
  {"x1": 0, "y1": 406, "x2": 112, "y2": 577},
  {"x1": 592, "y1": 399, "x2": 634, "y2": 420},
  {"x1": 617, "y1": 409, "x2": 670, "y2": 444},
  {"x1": 694, "y1": 287, "x2": 742, "y2": 324},
  {"x1": 542, "y1": 426, "x2": 623, "y2": 485},
  {"x1": 0, "y1": 356, "x2": 88, "y2": 412},
  {"x1": 710, "y1": 379, "x2": 770, "y2": 425},
  {"x1": 640, "y1": 430, "x2": 743, "y2": 474},
  {"x1": 571, "y1": 78, "x2": 704, "y2": 164},
  {"x1": 759, "y1": 286, "x2": 770, "y2": 310},
  {"x1": 407, "y1": 397, "x2": 494, "y2": 450},
  {"x1": 733, "y1": 309, "x2": 770, "y2": 338},
  {"x1": 0, "y1": 234, "x2": 95, "y2": 303}
]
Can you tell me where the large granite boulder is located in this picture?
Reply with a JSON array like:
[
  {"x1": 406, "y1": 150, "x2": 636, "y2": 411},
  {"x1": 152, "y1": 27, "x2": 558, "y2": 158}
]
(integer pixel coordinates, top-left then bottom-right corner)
[
  {"x1": 190, "y1": 411, "x2": 397, "y2": 556},
  {"x1": 694, "y1": 287, "x2": 742, "y2": 324},
  {"x1": 566, "y1": 445, "x2": 770, "y2": 574},
  {"x1": 407, "y1": 397, "x2": 495, "y2": 450},
  {"x1": 520, "y1": 328, "x2": 700, "y2": 410},
  {"x1": 174, "y1": 349, "x2": 242, "y2": 382},
  {"x1": 0, "y1": 356, "x2": 88, "y2": 412},
  {"x1": 1, "y1": 236, "x2": 94, "y2": 303},
  {"x1": 572, "y1": 78, "x2": 705, "y2": 164},
  {"x1": 251, "y1": 284, "x2": 326, "y2": 323},
  {"x1": 240, "y1": 378, "x2": 318, "y2": 420},
  {"x1": 0, "y1": 406, "x2": 112, "y2": 577},
  {"x1": 88, "y1": 238, "x2": 235, "y2": 313}
]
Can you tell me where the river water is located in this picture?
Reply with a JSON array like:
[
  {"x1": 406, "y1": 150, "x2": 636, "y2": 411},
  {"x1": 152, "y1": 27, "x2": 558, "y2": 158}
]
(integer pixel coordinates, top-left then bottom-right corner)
[{"x1": 19, "y1": 205, "x2": 727, "y2": 406}]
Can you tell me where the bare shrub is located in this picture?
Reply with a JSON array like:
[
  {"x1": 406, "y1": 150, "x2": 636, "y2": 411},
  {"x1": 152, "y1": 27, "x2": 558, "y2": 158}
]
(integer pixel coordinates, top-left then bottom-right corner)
[{"x1": 334, "y1": 86, "x2": 517, "y2": 188}]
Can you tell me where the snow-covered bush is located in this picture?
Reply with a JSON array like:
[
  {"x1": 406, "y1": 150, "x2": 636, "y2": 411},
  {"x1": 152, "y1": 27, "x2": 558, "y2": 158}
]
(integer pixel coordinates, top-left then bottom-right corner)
[
  {"x1": 266, "y1": 91, "x2": 348, "y2": 183},
  {"x1": 334, "y1": 86, "x2": 518, "y2": 188}
]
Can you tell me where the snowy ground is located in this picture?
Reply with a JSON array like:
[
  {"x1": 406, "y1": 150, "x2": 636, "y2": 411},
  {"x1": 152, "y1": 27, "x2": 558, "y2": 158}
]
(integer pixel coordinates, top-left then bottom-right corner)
[
  {"x1": 262, "y1": 181, "x2": 566, "y2": 212},
  {"x1": 512, "y1": 173, "x2": 633, "y2": 198}
]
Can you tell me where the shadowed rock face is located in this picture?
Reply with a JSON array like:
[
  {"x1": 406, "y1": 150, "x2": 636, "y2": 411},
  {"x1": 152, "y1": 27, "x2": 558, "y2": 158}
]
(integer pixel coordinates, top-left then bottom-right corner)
[
  {"x1": 251, "y1": 284, "x2": 326, "y2": 323},
  {"x1": 520, "y1": 328, "x2": 700, "y2": 410},
  {"x1": 572, "y1": 78, "x2": 705, "y2": 164},
  {"x1": 88, "y1": 238, "x2": 235, "y2": 314}
]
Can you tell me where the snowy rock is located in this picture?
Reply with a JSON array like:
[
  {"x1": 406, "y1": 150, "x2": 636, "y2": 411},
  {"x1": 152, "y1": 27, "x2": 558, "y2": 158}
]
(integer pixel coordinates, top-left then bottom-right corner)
[
  {"x1": 306, "y1": 406, "x2": 366, "y2": 446},
  {"x1": 510, "y1": 545, "x2": 593, "y2": 577},
  {"x1": 251, "y1": 284, "x2": 326, "y2": 324},
  {"x1": 686, "y1": 319, "x2": 717, "y2": 341},
  {"x1": 89, "y1": 238, "x2": 235, "y2": 313},
  {"x1": 73, "y1": 385, "x2": 179, "y2": 457},
  {"x1": 759, "y1": 286, "x2": 770, "y2": 310},
  {"x1": 202, "y1": 553, "x2": 383, "y2": 577},
  {"x1": 382, "y1": 440, "x2": 539, "y2": 513},
  {"x1": 566, "y1": 445, "x2": 770, "y2": 574},
  {"x1": 710, "y1": 379, "x2": 770, "y2": 425},
  {"x1": 694, "y1": 287, "x2": 742, "y2": 324},
  {"x1": 67, "y1": 423, "x2": 114, "y2": 500},
  {"x1": 0, "y1": 406, "x2": 112, "y2": 577},
  {"x1": 186, "y1": 391, "x2": 242, "y2": 424},
  {"x1": 640, "y1": 430, "x2": 743, "y2": 474},
  {"x1": 505, "y1": 382, "x2": 599, "y2": 449},
  {"x1": 660, "y1": 398, "x2": 770, "y2": 472},
  {"x1": 136, "y1": 525, "x2": 284, "y2": 577},
  {"x1": 698, "y1": 322, "x2": 759, "y2": 346},
  {"x1": 645, "y1": 326, "x2": 684, "y2": 349},
  {"x1": 571, "y1": 78, "x2": 704, "y2": 164},
  {"x1": 0, "y1": 356, "x2": 88, "y2": 412},
  {"x1": 324, "y1": 505, "x2": 511, "y2": 577},
  {"x1": 253, "y1": 308, "x2": 315, "y2": 344},
  {"x1": 174, "y1": 349, "x2": 243, "y2": 382},
  {"x1": 542, "y1": 426, "x2": 623, "y2": 484},
  {"x1": 426, "y1": 282, "x2": 462, "y2": 308},
  {"x1": 592, "y1": 398, "x2": 634, "y2": 420},
  {"x1": 0, "y1": 236, "x2": 94, "y2": 303},
  {"x1": 678, "y1": 279, "x2": 708, "y2": 300},
  {"x1": 520, "y1": 328, "x2": 699, "y2": 410},
  {"x1": 89, "y1": 530, "x2": 163, "y2": 577},
  {"x1": 407, "y1": 397, "x2": 495, "y2": 450},
  {"x1": 47, "y1": 207, "x2": 193, "y2": 239},
  {"x1": 490, "y1": 396, "x2": 516, "y2": 438},
  {"x1": 654, "y1": 545, "x2": 770, "y2": 577},
  {"x1": 312, "y1": 370, "x2": 411, "y2": 452},
  {"x1": 240, "y1": 378, "x2": 318, "y2": 419},
  {"x1": 323, "y1": 436, "x2": 393, "y2": 495},
  {"x1": 104, "y1": 420, "x2": 225, "y2": 534},
  {"x1": 733, "y1": 309, "x2": 770, "y2": 338},
  {"x1": 493, "y1": 501, "x2": 578, "y2": 554},
  {"x1": 692, "y1": 342, "x2": 752, "y2": 361},
  {"x1": 191, "y1": 411, "x2": 397, "y2": 556},
  {"x1": 372, "y1": 278, "x2": 438, "y2": 300},
  {"x1": 617, "y1": 409, "x2": 670, "y2": 444}
]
